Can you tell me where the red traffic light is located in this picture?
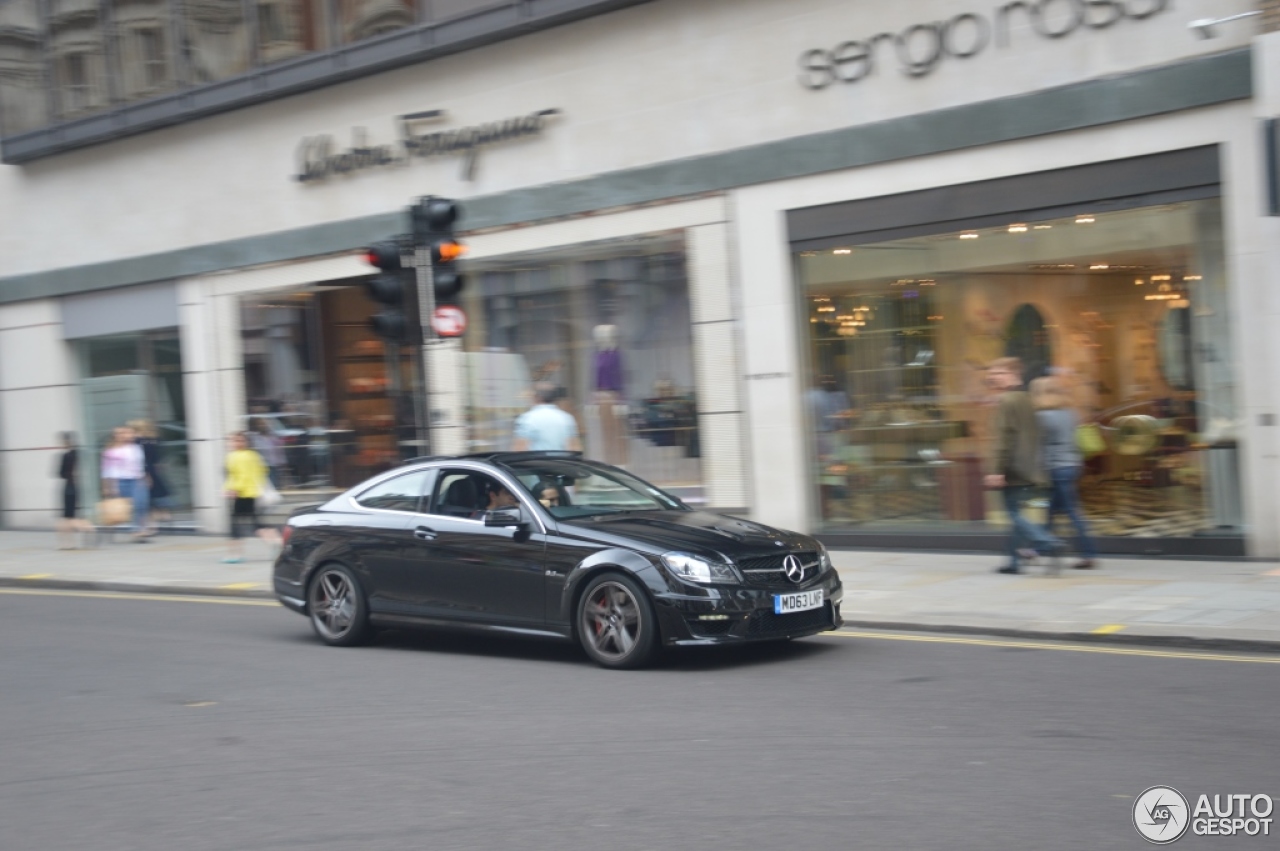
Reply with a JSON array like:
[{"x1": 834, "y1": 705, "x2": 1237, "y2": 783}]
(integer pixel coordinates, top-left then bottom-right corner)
[{"x1": 363, "y1": 241, "x2": 402, "y2": 270}]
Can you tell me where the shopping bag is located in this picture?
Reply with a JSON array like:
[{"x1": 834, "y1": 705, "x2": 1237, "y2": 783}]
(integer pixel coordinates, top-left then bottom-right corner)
[
  {"x1": 1076, "y1": 423, "x2": 1106, "y2": 458},
  {"x1": 97, "y1": 497, "x2": 132, "y2": 526},
  {"x1": 258, "y1": 479, "x2": 282, "y2": 508}
]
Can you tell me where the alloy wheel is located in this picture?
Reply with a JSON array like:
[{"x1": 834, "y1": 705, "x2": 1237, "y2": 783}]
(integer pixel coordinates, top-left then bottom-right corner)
[
  {"x1": 582, "y1": 580, "x2": 643, "y2": 662},
  {"x1": 310, "y1": 568, "x2": 356, "y2": 641}
]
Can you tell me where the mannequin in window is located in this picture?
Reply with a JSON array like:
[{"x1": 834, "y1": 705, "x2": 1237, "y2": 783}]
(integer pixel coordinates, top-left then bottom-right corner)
[{"x1": 592, "y1": 324, "x2": 628, "y2": 465}]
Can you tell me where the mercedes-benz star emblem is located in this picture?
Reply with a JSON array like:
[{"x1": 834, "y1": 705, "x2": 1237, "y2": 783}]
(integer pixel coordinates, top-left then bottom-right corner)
[{"x1": 782, "y1": 554, "x2": 805, "y2": 584}]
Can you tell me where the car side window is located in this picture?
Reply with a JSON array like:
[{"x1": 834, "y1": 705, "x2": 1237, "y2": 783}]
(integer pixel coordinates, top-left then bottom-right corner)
[
  {"x1": 431, "y1": 470, "x2": 519, "y2": 519},
  {"x1": 355, "y1": 470, "x2": 431, "y2": 513}
]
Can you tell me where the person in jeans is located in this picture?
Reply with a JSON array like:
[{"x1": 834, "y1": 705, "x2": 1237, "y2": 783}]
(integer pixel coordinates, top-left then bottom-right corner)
[
  {"x1": 1031, "y1": 376, "x2": 1098, "y2": 570},
  {"x1": 100, "y1": 425, "x2": 148, "y2": 542},
  {"x1": 983, "y1": 357, "x2": 1061, "y2": 574}
]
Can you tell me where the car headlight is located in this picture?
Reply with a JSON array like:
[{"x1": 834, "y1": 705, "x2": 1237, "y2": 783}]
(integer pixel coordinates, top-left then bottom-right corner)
[
  {"x1": 661, "y1": 552, "x2": 739, "y2": 584},
  {"x1": 817, "y1": 542, "x2": 834, "y2": 573}
]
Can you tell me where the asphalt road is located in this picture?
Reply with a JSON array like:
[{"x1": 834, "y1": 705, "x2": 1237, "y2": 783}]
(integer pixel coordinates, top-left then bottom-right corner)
[{"x1": 1, "y1": 589, "x2": 1276, "y2": 851}]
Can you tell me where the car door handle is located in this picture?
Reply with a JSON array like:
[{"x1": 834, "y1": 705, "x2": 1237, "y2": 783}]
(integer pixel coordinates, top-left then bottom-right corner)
[{"x1": 414, "y1": 526, "x2": 437, "y2": 541}]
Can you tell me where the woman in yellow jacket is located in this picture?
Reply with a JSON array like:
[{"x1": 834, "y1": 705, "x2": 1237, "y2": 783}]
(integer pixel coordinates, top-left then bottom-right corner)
[{"x1": 223, "y1": 431, "x2": 281, "y2": 564}]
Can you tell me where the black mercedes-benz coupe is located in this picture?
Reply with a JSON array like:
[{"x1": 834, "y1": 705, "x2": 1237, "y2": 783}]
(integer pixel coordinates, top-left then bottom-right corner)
[{"x1": 272, "y1": 451, "x2": 843, "y2": 668}]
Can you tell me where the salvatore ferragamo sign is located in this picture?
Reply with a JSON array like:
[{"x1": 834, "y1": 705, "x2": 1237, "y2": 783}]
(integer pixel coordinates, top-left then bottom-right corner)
[
  {"x1": 294, "y1": 108, "x2": 561, "y2": 183},
  {"x1": 800, "y1": 0, "x2": 1168, "y2": 90}
]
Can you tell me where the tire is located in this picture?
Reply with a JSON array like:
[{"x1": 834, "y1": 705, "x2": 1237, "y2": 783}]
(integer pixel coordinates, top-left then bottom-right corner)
[
  {"x1": 576, "y1": 572, "x2": 659, "y2": 669},
  {"x1": 307, "y1": 564, "x2": 371, "y2": 647}
]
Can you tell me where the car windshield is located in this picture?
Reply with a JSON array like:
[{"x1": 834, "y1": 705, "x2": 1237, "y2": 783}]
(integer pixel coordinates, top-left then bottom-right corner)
[{"x1": 501, "y1": 458, "x2": 685, "y2": 518}]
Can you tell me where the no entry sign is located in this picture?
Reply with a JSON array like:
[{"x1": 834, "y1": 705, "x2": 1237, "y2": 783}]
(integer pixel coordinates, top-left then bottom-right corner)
[{"x1": 431, "y1": 305, "x2": 467, "y2": 337}]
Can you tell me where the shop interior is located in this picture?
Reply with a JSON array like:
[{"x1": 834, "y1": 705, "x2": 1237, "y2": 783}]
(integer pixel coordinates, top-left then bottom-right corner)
[{"x1": 799, "y1": 200, "x2": 1242, "y2": 541}]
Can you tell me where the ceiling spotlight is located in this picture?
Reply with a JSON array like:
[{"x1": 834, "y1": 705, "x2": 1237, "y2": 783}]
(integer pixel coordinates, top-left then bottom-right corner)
[
  {"x1": 1008, "y1": 224, "x2": 1028, "y2": 233},
  {"x1": 833, "y1": 248, "x2": 852, "y2": 255},
  {"x1": 1075, "y1": 216, "x2": 1095, "y2": 224},
  {"x1": 960, "y1": 232, "x2": 979, "y2": 240},
  {"x1": 1189, "y1": 11, "x2": 1260, "y2": 39}
]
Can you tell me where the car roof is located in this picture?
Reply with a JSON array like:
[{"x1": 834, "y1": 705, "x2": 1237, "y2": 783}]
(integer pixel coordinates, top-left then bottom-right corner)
[{"x1": 400, "y1": 450, "x2": 584, "y2": 467}]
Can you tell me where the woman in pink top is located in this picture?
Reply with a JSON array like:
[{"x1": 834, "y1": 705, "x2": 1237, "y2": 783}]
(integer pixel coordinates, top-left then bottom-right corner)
[{"x1": 101, "y1": 426, "x2": 147, "y2": 539}]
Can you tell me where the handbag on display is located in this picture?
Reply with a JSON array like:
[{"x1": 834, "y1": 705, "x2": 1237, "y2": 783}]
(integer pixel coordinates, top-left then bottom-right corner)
[
  {"x1": 97, "y1": 497, "x2": 132, "y2": 526},
  {"x1": 1076, "y1": 422, "x2": 1106, "y2": 458}
]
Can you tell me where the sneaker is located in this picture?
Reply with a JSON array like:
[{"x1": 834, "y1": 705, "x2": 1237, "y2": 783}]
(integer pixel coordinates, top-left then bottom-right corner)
[
  {"x1": 1073, "y1": 559, "x2": 1097, "y2": 570},
  {"x1": 996, "y1": 565, "x2": 1021, "y2": 575}
]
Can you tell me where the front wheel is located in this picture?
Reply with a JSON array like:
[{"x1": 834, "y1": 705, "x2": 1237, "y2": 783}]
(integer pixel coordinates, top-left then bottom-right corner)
[
  {"x1": 576, "y1": 572, "x2": 659, "y2": 669},
  {"x1": 307, "y1": 564, "x2": 371, "y2": 647}
]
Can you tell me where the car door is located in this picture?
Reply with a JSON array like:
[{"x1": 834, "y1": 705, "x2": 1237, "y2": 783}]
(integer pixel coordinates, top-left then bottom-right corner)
[
  {"x1": 403, "y1": 467, "x2": 547, "y2": 627},
  {"x1": 344, "y1": 468, "x2": 435, "y2": 617}
]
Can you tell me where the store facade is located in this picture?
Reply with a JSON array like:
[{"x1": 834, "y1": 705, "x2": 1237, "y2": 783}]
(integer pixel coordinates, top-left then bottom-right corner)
[{"x1": 2, "y1": 0, "x2": 1277, "y2": 556}]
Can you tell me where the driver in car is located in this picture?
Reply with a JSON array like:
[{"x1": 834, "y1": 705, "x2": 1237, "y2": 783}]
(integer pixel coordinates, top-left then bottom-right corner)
[{"x1": 472, "y1": 481, "x2": 519, "y2": 519}]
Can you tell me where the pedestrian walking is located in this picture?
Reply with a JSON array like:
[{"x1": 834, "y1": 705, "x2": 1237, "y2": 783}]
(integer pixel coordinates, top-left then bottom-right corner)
[
  {"x1": 222, "y1": 431, "x2": 281, "y2": 564},
  {"x1": 55, "y1": 431, "x2": 93, "y2": 549},
  {"x1": 983, "y1": 357, "x2": 1061, "y2": 574},
  {"x1": 100, "y1": 425, "x2": 149, "y2": 542},
  {"x1": 249, "y1": 417, "x2": 286, "y2": 489},
  {"x1": 130, "y1": 419, "x2": 170, "y2": 534},
  {"x1": 512, "y1": 382, "x2": 582, "y2": 452},
  {"x1": 1030, "y1": 376, "x2": 1098, "y2": 570}
]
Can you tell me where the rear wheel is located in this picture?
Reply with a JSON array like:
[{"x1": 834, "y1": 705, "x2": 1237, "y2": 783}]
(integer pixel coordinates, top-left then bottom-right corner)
[
  {"x1": 307, "y1": 564, "x2": 370, "y2": 647},
  {"x1": 576, "y1": 572, "x2": 659, "y2": 669}
]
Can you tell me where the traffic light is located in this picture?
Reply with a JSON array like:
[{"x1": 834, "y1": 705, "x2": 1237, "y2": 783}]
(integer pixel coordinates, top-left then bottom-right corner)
[
  {"x1": 362, "y1": 239, "x2": 411, "y2": 343},
  {"x1": 412, "y1": 196, "x2": 466, "y2": 306}
]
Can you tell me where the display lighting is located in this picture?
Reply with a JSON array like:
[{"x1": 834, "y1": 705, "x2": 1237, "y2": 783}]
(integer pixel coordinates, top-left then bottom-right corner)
[
  {"x1": 833, "y1": 248, "x2": 852, "y2": 255},
  {"x1": 1008, "y1": 224, "x2": 1028, "y2": 233},
  {"x1": 1033, "y1": 224, "x2": 1053, "y2": 230},
  {"x1": 959, "y1": 232, "x2": 979, "y2": 239},
  {"x1": 1135, "y1": 279, "x2": 1145, "y2": 286},
  {"x1": 1089, "y1": 264, "x2": 1109, "y2": 270},
  {"x1": 1075, "y1": 216, "x2": 1095, "y2": 224},
  {"x1": 1183, "y1": 275, "x2": 1203, "y2": 281},
  {"x1": 1151, "y1": 274, "x2": 1172, "y2": 282}
]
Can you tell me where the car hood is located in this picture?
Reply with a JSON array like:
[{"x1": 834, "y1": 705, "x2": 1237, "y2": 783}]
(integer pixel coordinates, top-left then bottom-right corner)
[{"x1": 557, "y1": 510, "x2": 816, "y2": 562}]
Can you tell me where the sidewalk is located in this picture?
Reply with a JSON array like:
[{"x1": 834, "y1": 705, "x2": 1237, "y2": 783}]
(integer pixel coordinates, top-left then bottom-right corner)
[{"x1": 1, "y1": 530, "x2": 1277, "y2": 650}]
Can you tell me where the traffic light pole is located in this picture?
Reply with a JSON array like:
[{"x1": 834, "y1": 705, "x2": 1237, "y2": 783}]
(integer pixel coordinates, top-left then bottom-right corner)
[{"x1": 413, "y1": 243, "x2": 435, "y2": 457}]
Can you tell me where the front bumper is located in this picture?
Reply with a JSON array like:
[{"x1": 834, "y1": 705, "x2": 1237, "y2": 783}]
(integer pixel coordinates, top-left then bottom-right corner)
[{"x1": 652, "y1": 574, "x2": 843, "y2": 645}]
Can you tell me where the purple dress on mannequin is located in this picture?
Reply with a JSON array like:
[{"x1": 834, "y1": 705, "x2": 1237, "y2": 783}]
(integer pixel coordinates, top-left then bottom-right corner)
[{"x1": 595, "y1": 348, "x2": 623, "y2": 394}]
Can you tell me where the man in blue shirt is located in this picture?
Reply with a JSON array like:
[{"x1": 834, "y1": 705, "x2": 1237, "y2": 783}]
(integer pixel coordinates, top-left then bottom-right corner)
[{"x1": 513, "y1": 383, "x2": 582, "y2": 452}]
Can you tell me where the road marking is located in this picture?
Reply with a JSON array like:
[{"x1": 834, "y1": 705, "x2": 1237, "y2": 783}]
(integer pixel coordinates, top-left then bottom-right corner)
[
  {"x1": 1091, "y1": 624, "x2": 1126, "y2": 634},
  {"x1": 828, "y1": 629, "x2": 1280, "y2": 664},
  {"x1": 18, "y1": 573, "x2": 53, "y2": 580},
  {"x1": 220, "y1": 582, "x2": 261, "y2": 590},
  {"x1": 0, "y1": 587, "x2": 278, "y2": 606}
]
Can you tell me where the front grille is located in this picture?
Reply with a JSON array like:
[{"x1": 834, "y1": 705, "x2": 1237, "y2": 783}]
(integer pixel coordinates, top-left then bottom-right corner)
[
  {"x1": 746, "y1": 604, "x2": 833, "y2": 637},
  {"x1": 738, "y1": 552, "x2": 821, "y2": 588}
]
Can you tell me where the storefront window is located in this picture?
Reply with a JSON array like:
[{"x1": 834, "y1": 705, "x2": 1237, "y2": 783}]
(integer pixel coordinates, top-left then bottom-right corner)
[
  {"x1": 78, "y1": 330, "x2": 192, "y2": 514},
  {"x1": 461, "y1": 235, "x2": 704, "y2": 504},
  {"x1": 799, "y1": 199, "x2": 1240, "y2": 541},
  {"x1": 240, "y1": 283, "x2": 415, "y2": 494}
]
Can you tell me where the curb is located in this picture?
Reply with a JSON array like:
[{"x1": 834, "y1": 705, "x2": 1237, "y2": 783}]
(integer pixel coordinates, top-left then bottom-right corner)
[
  {"x1": 841, "y1": 618, "x2": 1280, "y2": 655},
  {"x1": 0, "y1": 576, "x2": 277, "y2": 600}
]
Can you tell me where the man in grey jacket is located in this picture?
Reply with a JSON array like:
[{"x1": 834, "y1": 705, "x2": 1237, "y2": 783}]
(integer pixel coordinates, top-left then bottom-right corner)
[{"x1": 984, "y1": 357, "x2": 1061, "y2": 574}]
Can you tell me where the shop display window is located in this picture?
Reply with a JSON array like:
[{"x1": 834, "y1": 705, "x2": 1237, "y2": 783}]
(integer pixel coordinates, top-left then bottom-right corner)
[
  {"x1": 77, "y1": 330, "x2": 192, "y2": 513},
  {"x1": 461, "y1": 234, "x2": 704, "y2": 505},
  {"x1": 798, "y1": 199, "x2": 1241, "y2": 541}
]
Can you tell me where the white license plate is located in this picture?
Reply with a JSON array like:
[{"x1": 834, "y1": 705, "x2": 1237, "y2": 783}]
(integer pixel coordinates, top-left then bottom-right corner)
[{"x1": 774, "y1": 588, "x2": 824, "y2": 615}]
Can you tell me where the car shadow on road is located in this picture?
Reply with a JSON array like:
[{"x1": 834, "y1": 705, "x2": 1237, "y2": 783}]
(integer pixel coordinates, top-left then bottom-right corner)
[{"x1": 286, "y1": 626, "x2": 849, "y2": 671}]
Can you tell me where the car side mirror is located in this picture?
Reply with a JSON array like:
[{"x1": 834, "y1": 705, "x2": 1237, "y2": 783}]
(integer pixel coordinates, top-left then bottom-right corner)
[{"x1": 484, "y1": 506, "x2": 526, "y2": 528}]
